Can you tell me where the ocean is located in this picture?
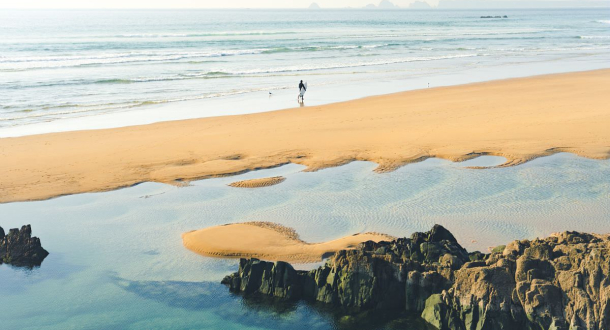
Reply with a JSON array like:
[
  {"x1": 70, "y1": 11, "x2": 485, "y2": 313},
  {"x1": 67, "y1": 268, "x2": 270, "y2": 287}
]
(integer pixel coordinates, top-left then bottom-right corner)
[{"x1": 0, "y1": 9, "x2": 609, "y2": 136}]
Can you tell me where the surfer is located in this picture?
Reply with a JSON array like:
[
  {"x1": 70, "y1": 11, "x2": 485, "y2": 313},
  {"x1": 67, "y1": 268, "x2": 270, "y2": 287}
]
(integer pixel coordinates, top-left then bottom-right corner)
[{"x1": 298, "y1": 80, "x2": 307, "y2": 102}]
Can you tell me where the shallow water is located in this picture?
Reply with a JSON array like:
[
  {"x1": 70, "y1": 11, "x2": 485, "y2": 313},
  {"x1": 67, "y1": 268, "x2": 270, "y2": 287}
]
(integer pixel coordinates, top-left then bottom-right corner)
[{"x1": 1, "y1": 153, "x2": 609, "y2": 329}]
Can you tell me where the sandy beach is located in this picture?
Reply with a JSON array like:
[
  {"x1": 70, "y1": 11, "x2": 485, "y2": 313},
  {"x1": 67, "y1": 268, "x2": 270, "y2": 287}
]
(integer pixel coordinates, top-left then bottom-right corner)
[
  {"x1": 1, "y1": 69, "x2": 609, "y2": 203},
  {"x1": 182, "y1": 222, "x2": 395, "y2": 263}
]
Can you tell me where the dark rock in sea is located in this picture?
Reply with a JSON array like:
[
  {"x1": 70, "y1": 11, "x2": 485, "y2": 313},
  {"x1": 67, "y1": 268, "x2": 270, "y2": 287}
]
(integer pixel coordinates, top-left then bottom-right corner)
[
  {"x1": 222, "y1": 225, "x2": 610, "y2": 330},
  {"x1": 0, "y1": 224, "x2": 49, "y2": 267}
]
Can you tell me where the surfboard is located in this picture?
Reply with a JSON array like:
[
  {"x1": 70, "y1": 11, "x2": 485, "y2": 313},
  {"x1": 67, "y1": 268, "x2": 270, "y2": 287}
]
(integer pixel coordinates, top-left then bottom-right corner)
[{"x1": 299, "y1": 82, "x2": 307, "y2": 97}]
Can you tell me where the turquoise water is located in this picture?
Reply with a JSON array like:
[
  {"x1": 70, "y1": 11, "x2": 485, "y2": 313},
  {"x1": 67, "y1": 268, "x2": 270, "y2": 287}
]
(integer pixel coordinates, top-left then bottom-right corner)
[
  {"x1": 1, "y1": 9, "x2": 609, "y2": 134},
  {"x1": 1, "y1": 153, "x2": 609, "y2": 329}
]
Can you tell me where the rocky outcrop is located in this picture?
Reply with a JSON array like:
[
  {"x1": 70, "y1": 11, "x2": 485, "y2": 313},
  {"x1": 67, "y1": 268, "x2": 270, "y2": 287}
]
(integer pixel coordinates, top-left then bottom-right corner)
[
  {"x1": 223, "y1": 225, "x2": 466, "y2": 311},
  {"x1": 0, "y1": 225, "x2": 49, "y2": 267},
  {"x1": 222, "y1": 225, "x2": 610, "y2": 330},
  {"x1": 425, "y1": 231, "x2": 610, "y2": 330}
]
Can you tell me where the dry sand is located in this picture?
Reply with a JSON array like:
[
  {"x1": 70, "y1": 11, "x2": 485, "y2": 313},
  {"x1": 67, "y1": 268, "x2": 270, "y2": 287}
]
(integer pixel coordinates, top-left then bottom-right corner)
[
  {"x1": 1, "y1": 69, "x2": 609, "y2": 203},
  {"x1": 228, "y1": 176, "x2": 286, "y2": 188},
  {"x1": 182, "y1": 221, "x2": 395, "y2": 263}
]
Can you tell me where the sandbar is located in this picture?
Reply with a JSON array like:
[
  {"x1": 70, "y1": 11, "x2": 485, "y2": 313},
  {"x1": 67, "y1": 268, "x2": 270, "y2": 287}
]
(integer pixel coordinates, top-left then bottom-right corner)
[
  {"x1": 182, "y1": 221, "x2": 396, "y2": 263},
  {"x1": 228, "y1": 176, "x2": 286, "y2": 188},
  {"x1": 1, "y1": 69, "x2": 609, "y2": 203}
]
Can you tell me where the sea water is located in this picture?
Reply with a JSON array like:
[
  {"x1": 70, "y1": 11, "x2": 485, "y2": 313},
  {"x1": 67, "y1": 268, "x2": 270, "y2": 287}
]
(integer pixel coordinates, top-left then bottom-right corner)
[
  {"x1": 1, "y1": 154, "x2": 609, "y2": 329},
  {"x1": 1, "y1": 9, "x2": 609, "y2": 136}
]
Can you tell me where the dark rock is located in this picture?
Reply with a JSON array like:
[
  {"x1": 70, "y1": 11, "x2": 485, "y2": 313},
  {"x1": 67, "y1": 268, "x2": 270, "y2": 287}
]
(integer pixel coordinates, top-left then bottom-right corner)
[
  {"x1": 222, "y1": 225, "x2": 610, "y2": 330},
  {"x1": 462, "y1": 260, "x2": 487, "y2": 268},
  {"x1": 428, "y1": 224, "x2": 458, "y2": 244},
  {"x1": 0, "y1": 225, "x2": 49, "y2": 267}
]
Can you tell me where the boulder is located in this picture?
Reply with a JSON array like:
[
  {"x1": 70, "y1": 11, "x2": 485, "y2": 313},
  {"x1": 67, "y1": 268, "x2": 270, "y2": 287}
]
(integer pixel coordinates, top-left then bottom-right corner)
[{"x1": 0, "y1": 225, "x2": 49, "y2": 267}]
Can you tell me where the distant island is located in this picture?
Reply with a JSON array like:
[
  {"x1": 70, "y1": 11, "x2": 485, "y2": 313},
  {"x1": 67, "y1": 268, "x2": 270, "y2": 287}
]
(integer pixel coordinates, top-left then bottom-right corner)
[
  {"x1": 409, "y1": 1, "x2": 432, "y2": 9},
  {"x1": 308, "y1": 0, "x2": 609, "y2": 9},
  {"x1": 364, "y1": 0, "x2": 398, "y2": 9},
  {"x1": 437, "y1": 0, "x2": 609, "y2": 8}
]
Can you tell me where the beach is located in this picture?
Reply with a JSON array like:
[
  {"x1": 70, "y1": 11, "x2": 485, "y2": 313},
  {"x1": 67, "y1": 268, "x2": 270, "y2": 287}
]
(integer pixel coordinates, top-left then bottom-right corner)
[
  {"x1": 2, "y1": 7, "x2": 610, "y2": 330},
  {"x1": 3, "y1": 9, "x2": 609, "y2": 134},
  {"x1": 1, "y1": 69, "x2": 609, "y2": 203}
]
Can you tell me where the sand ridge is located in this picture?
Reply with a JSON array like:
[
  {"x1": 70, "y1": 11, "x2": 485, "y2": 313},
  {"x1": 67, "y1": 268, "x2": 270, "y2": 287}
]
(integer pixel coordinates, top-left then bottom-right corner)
[
  {"x1": 228, "y1": 176, "x2": 286, "y2": 188},
  {"x1": 182, "y1": 221, "x2": 396, "y2": 263},
  {"x1": 1, "y1": 69, "x2": 609, "y2": 203}
]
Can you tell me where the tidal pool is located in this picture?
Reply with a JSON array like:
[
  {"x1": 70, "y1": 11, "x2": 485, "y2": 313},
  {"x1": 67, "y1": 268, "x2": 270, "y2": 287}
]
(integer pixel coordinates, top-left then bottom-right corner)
[{"x1": 1, "y1": 153, "x2": 608, "y2": 329}]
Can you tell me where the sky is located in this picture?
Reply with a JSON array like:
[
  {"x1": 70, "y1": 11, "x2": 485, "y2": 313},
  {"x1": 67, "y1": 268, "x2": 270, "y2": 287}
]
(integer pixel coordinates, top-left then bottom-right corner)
[{"x1": 0, "y1": 0, "x2": 606, "y2": 8}]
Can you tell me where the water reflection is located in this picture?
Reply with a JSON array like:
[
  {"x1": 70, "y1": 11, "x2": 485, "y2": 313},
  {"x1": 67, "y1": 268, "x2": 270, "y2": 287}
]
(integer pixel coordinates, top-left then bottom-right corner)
[
  {"x1": 114, "y1": 277, "x2": 331, "y2": 329},
  {"x1": 115, "y1": 275, "x2": 436, "y2": 330},
  {"x1": 0, "y1": 253, "x2": 84, "y2": 295}
]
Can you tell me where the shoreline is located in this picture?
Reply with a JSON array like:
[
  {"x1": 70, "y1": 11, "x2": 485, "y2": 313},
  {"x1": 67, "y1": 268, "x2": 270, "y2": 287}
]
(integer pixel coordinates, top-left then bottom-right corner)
[
  {"x1": 1, "y1": 69, "x2": 609, "y2": 203},
  {"x1": 2, "y1": 59, "x2": 608, "y2": 139}
]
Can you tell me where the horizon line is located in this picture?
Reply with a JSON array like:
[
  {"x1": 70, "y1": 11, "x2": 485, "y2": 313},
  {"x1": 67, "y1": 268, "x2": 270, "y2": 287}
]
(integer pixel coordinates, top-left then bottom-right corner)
[{"x1": 2, "y1": 6, "x2": 609, "y2": 10}]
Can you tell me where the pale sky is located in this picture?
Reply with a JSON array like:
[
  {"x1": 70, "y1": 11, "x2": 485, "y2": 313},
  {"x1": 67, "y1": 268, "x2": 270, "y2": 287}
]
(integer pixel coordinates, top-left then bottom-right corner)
[
  {"x1": 0, "y1": 0, "x2": 408, "y2": 8},
  {"x1": 0, "y1": 0, "x2": 603, "y2": 8}
]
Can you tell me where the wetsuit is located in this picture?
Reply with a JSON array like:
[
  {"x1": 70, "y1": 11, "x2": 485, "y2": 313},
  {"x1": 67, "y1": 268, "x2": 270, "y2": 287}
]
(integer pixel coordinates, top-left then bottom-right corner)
[{"x1": 299, "y1": 82, "x2": 306, "y2": 91}]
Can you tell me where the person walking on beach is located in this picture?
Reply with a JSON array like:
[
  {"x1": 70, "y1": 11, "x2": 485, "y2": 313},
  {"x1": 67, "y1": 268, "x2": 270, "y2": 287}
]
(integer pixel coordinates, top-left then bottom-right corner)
[{"x1": 298, "y1": 80, "x2": 307, "y2": 102}]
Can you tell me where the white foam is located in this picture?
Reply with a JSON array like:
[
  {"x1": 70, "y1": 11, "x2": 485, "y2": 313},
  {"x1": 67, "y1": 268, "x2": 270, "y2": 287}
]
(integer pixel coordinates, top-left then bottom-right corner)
[{"x1": 579, "y1": 35, "x2": 610, "y2": 39}]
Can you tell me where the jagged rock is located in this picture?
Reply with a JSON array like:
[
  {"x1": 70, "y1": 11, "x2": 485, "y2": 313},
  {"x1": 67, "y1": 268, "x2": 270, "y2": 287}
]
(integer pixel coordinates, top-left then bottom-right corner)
[
  {"x1": 422, "y1": 230, "x2": 610, "y2": 330},
  {"x1": 222, "y1": 225, "x2": 610, "y2": 330},
  {"x1": 223, "y1": 225, "x2": 467, "y2": 312},
  {"x1": 0, "y1": 225, "x2": 49, "y2": 267}
]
